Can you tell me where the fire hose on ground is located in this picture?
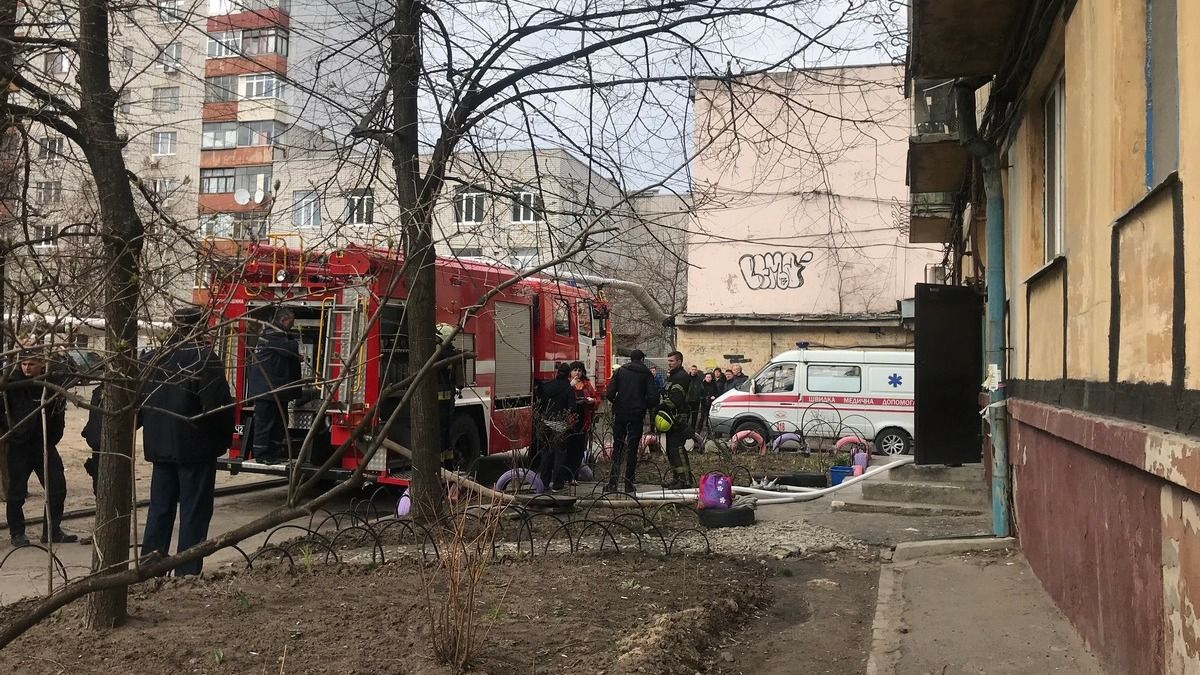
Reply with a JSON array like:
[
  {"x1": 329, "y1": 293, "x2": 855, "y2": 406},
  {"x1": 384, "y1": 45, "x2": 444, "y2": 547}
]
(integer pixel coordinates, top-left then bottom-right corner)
[{"x1": 381, "y1": 438, "x2": 914, "y2": 508}]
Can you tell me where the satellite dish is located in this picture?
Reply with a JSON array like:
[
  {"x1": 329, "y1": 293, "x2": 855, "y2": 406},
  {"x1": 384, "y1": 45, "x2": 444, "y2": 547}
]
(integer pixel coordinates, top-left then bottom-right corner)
[
  {"x1": 234, "y1": 188, "x2": 250, "y2": 205},
  {"x1": 253, "y1": 189, "x2": 266, "y2": 204}
]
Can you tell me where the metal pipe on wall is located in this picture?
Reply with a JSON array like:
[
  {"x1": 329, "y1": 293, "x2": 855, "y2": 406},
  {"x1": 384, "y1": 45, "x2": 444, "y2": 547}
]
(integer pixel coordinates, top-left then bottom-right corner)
[{"x1": 956, "y1": 81, "x2": 1011, "y2": 538}]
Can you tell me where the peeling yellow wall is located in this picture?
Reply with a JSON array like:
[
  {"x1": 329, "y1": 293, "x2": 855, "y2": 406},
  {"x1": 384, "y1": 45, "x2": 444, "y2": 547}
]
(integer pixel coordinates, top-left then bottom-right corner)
[
  {"x1": 1181, "y1": 0, "x2": 1200, "y2": 389},
  {"x1": 1061, "y1": 0, "x2": 1147, "y2": 382},
  {"x1": 1027, "y1": 267, "x2": 1066, "y2": 379},
  {"x1": 1161, "y1": 485, "x2": 1200, "y2": 674},
  {"x1": 676, "y1": 325, "x2": 913, "y2": 372},
  {"x1": 1117, "y1": 195, "x2": 1176, "y2": 384}
]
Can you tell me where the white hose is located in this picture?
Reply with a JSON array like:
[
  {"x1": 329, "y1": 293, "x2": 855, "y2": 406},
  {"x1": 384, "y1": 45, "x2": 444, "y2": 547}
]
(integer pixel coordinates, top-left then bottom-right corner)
[{"x1": 632, "y1": 455, "x2": 915, "y2": 504}]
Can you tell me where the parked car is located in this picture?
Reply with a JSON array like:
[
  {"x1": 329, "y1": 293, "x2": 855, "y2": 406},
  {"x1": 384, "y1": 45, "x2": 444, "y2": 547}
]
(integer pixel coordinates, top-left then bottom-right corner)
[{"x1": 66, "y1": 349, "x2": 104, "y2": 377}]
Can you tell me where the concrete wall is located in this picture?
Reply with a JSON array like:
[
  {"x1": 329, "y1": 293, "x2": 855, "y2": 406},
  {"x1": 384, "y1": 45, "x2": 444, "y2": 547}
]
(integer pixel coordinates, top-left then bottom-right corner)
[
  {"x1": 676, "y1": 323, "x2": 912, "y2": 373},
  {"x1": 686, "y1": 65, "x2": 941, "y2": 317}
]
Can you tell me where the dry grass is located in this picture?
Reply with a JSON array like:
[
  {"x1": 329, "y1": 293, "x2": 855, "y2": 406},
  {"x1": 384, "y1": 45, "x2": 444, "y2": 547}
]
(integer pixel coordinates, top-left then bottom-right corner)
[{"x1": 417, "y1": 494, "x2": 506, "y2": 672}]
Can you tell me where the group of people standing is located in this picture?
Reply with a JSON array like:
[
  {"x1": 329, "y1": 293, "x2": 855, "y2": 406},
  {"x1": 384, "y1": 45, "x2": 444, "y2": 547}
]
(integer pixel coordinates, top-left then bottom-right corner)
[
  {"x1": 647, "y1": 361, "x2": 749, "y2": 431},
  {"x1": 1, "y1": 306, "x2": 301, "y2": 579},
  {"x1": 533, "y1": 360, "x2": 600, "y2": 493}
]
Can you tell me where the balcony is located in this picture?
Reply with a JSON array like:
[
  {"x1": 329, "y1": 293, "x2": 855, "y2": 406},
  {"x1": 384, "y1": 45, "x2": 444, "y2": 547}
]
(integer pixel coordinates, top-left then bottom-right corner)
[
  {"x1": 909, "y1": 192, "x2": 957, "y2": 244},
  {"x1": 909, "y1": 0, "x2": 1030, "y2": 80},
  {"x1": 907, "y1": 78, "x2": 969, "y2": 194}
]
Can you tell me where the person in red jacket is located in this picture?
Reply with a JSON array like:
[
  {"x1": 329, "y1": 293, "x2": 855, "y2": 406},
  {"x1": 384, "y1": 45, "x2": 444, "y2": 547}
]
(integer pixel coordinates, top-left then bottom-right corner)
[{"x1": 567, "y1": 360, "x2": 598, "y2": 484}]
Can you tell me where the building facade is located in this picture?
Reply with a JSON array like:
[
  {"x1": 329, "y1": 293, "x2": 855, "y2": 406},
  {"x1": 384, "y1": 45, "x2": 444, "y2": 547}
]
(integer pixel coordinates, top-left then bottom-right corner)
[
  {"x1": 908, "y1": 1, "x2": 1199, "y2": 673},
  {"x1": 7, "y1": 2, "x2": 687, "y2": 353},
  {"x1": 680, "y1": 64, "x2": 941, "y2": 372}
]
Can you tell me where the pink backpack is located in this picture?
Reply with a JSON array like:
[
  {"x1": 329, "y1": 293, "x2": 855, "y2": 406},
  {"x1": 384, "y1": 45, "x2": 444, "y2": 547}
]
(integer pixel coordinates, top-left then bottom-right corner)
[{"x1": 697, "y1": 472, "x2": 733, "y2": 510}]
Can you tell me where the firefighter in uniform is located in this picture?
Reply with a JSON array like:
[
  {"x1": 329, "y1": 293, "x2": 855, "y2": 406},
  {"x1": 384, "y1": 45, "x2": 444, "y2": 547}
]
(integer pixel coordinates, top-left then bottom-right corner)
[
  {"x1": 435, "y1": 324, "x2": 464, "y2": 467},
  {"x1": 660, "y1": 350, "x2": 695, "y2": 490}
]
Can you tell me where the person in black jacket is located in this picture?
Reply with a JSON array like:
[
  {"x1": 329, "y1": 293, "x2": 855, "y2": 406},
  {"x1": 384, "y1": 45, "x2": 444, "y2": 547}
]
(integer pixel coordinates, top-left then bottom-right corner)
[
  {"x1": 727, "y1": 364, "x2": 750, "y2": 392},
  {"x1": 140, "y1": 307, "x2": 235, "y2": 576},
  {"x1": 1, "y1": 351, "x2": 76, "y2": 546},
  {"x1": 604, "y1": 350, "x2": 659, "y2": 494},
  {"x1": 535, "y1": 363, "x2": 577, "y2": 492},
  {"x1": 661, "y1": 351, "x2": 694, "y2": 489},
  {"x1": 245, "y1": 308, "x2": 303, "y2": 465}
]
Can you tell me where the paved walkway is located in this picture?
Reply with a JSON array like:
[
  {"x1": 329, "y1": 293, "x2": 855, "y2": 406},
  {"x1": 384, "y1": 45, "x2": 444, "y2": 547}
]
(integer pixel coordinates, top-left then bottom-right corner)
[{"x1": 870, "y1": 548, "x2": 1106, "y2": 674}]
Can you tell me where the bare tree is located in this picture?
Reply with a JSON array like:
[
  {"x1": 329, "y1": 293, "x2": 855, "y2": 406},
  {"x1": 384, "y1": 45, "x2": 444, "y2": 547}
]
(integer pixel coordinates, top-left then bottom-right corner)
[{"x1": 0, "y1": 0, "x2": 903, "y2": 646}]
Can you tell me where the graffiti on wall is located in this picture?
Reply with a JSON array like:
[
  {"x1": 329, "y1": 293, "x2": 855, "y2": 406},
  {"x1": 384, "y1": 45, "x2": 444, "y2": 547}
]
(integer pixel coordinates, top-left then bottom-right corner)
[{"x1": 738, "y1": 250, "x2": 815, "y2": 291}]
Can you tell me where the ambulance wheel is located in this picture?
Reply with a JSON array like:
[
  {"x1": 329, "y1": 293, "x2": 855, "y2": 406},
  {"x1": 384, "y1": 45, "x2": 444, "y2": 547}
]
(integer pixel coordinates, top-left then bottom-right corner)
[
  {"x1": 731, "y1": 419, "x2": 769, "y2": 452},
  {"x1": 698, "y1": 506, "x2": 755, "y2": 529},
  {"x1": 450, "y1": 414, "x2": 483, "y2": 471},
  {"x1": 874, "y1": 427, "x2": 912, "y2": 456}
]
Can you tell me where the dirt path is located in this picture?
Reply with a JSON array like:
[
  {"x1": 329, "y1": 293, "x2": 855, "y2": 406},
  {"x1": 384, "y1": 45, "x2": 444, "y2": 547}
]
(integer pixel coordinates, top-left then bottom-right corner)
[{"x1": 704, "y1": 552, "x2": 879, "y2": 675}]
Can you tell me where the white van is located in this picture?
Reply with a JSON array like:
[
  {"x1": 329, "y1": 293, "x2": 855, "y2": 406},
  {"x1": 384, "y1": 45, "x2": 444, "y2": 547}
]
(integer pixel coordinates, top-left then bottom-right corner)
[{"x1": 707, "y1": 348, "x2": 915, "y2": 455}]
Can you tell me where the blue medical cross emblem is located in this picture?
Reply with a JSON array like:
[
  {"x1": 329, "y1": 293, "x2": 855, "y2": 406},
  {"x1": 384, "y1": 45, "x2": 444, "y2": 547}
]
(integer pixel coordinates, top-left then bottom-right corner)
[{"x1": 887, "y1": 373, "x2": 903, "y2": 388}]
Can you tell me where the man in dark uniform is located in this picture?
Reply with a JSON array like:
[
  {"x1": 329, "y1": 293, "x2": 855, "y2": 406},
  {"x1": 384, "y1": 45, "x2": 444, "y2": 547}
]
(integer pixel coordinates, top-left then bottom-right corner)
[
  {"x1": 661, "y1": 350, "x2": 694, "y2": 490},
  {"x1": 140, "y1": 306, "x2": 235, "y2": 576},
  {"x1": 1, "y1": 349, "x2": 77, "y2": 546},
  {"x1": 604, "y1": 350, "x2": 659, "y2": 494},
  {"x1": 245, "y1": 308, "x2": 303, "y2": 465},
  {"x1": 434, "y1": 324, "x2": 465, "y2": 467}
]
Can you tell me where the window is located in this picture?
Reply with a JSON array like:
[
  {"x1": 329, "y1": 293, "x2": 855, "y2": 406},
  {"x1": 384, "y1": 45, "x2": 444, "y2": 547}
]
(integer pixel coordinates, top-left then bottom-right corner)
[
  {"x1": 553, "y1": 298, "x2": 570, "y2": 336},
  {"x1": 35, "y1": 181, "x2": 63, "y2": 204},
  {"x1": 120, "y1": 46, "x2": 134, "y2": 67},
  {"x1": 511, "y1": 190, "x2": 542, "y2": 223},
  {"x1": 1043, "y1": 73, "x2": 1065, "y2": 262},
  {"x1": 118, "y1": 89, "x2": 132, "y2": 113},
  {"x1": 32, "y1": 223, "x2": 57, "y2": 248},
  {"x1": 452, "y1": 247, "x2": 483, "y2": 257},
  {"x1": 42, "y1": 8, "x2": 69, "y2": 32},
  {"x1": 156, "y1": 42, "x2": 182, "y2": 72},
  {"x1": 508, "y1": 246, "x2": 538, "y2": 268},
  {"x1": 36, "y1": 136, "x2": 66, "y2": 160},
  {"x1": 201, "y1": 121, "x2": 238, "y2": 149},
  {"x1": 237, "y1": 120, "x2": 277, "y2": 146},
  {"x1": 292, "y1": 191, "x2": 320, "y2": 228},
  {"x1": 576, "y1": 301, "x2": 592, "y2": 338},
  {"x1": 200, "y1": 168, "x2": 236, "y2": 193},
  {"x1": 151, "y1": 178, "x2": 179, "y2": 198},
  {"x1": 151, "y1": 86, "x2": 181, "y2": 112},
  {"x1": 204, "y1": 76, "x2": 238, "y2": 102},
  {"x1": 242, "y1": 73, "x2": 282, "y2": 99},
  {"x1": 44, "y1": 51, "x2": 70, "y2": 75},
  {"x1": 1147, "y1": 0, "x2": 1179, "y2": 186},
  {"x1": 345, "y1": 188, "x2": 374, "y2": 225},
  {"x1": 242, "y1": 28, "x2": 287, "y2": 56},
  {"x1": 754, "y1": 363, "x2": 797, "y2": 394},
  {"x1": 233, "y1": 166, "x2": 272, "y2": 196},
  {"x1": 807, "y1": 364, "x2": 862, "y2": 394},
  {"x1": 233, "y1": 212, "x2": 268, "y2": 239},
  {"x1": 157, "y1": 0, "x2": 184, "y2": 23},
  {"x1": 207, "y1": 31, "x2": 240, "y2": 57},
  {"x1": 455, "y1": 187, "x2": 485, "y2": 223},
  {"x1": 198, "y1": 213, "x2": 232, "y2": 237},
  {"x1": 208, "y1": 0, "x2": 234, "y2": 15},
  {"x1": 151, "y1": 131, "x2": 177, "y2": 156}
]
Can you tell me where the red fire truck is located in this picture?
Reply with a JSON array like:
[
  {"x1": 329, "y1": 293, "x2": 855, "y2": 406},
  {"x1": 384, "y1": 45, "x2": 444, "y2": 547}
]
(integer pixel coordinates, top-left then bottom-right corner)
[{"x1": 199, "y1": 242, "x2": 612, "y2": 486}]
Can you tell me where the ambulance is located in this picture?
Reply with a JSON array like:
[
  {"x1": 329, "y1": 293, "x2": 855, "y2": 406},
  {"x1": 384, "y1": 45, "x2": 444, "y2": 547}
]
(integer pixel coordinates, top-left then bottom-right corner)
[{"x1": 707, "y1": 348, "x2": 915, "y2": 455}]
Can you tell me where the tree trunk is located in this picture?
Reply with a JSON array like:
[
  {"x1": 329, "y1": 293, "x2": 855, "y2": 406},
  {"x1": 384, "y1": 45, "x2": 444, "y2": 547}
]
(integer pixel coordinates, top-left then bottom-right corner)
[
  {"x1": 391, "y1": 0, "x2": 445, "y2": 522},
  {"x1": 75, "y1": 0, "x2": 144, "y2": 630}
]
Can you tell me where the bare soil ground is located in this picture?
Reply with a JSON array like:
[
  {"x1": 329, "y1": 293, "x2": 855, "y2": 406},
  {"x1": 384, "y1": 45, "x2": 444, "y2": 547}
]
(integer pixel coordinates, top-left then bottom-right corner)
[{"x1": 0, "y1": 553, "x2": 766, "y2": 675}]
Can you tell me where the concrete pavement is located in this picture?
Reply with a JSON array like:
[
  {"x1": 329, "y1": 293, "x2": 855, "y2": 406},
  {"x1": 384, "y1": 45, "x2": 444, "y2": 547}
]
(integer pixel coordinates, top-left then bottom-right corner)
[{"x1": 869, "y1": 548, "x2": 1107, "y2": 675}]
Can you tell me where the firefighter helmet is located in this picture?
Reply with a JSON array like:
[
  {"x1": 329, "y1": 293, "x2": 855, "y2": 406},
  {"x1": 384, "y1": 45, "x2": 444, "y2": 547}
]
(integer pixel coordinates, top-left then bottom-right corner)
[{"x1": 654, "y1": 410, "x2": 674, "y2": 432}]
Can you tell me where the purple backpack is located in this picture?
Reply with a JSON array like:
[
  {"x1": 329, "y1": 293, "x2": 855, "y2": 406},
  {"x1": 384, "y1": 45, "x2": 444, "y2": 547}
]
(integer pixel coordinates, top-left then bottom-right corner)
[{"x1": 698, "y1": 472, "x2": 733, "y2": 510}]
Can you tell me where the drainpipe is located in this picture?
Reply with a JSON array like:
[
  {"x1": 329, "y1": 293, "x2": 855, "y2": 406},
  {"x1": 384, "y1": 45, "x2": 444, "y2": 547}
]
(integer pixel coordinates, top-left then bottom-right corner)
[
  {"x1": 541, "y1": 271, "x2": 674, "y2": 327},
  {"x1": 955, "y1": 80, "x2": 1010, "y2": 538}
]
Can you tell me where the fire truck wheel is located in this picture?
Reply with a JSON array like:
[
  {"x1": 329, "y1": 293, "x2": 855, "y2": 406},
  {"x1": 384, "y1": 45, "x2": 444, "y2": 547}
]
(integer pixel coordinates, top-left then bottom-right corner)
[{"x1": 450, "y1": 414, "x2": 483, "y2": 470}]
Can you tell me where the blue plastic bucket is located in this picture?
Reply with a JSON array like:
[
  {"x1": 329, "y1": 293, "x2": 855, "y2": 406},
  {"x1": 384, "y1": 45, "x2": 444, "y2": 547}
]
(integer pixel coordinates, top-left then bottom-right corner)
[{"x1": 829, "y1": 465, "x2": 854, "y2": 486}]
